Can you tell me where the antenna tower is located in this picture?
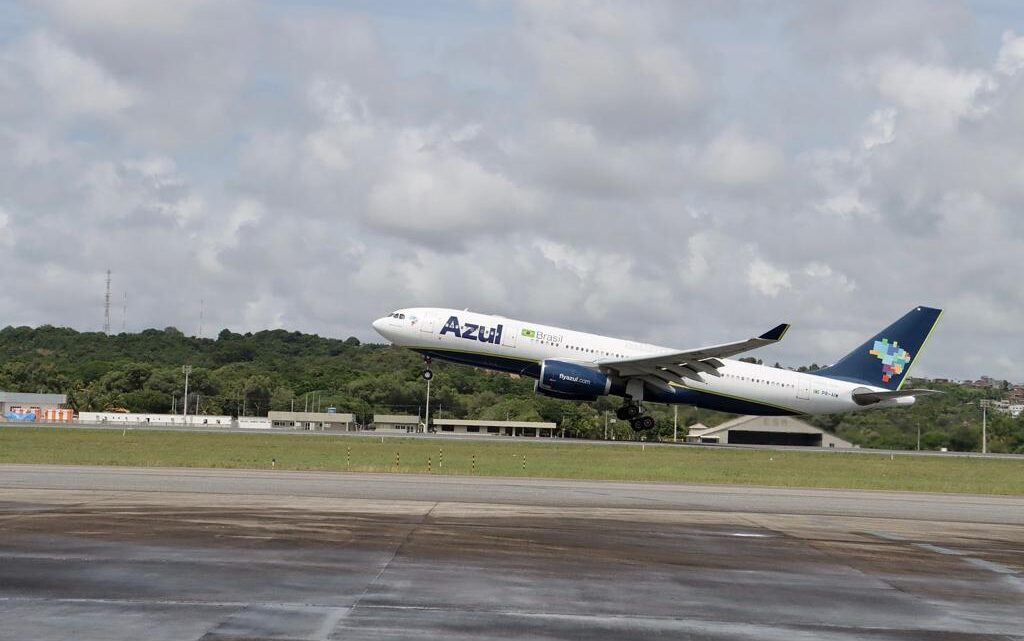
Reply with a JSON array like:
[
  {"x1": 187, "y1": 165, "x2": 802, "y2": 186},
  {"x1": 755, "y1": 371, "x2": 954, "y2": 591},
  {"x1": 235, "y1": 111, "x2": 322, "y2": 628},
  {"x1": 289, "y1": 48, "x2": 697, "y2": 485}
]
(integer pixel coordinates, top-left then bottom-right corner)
[{"x1": 103, "y1": 270, "x2": 111, "y2": 335}]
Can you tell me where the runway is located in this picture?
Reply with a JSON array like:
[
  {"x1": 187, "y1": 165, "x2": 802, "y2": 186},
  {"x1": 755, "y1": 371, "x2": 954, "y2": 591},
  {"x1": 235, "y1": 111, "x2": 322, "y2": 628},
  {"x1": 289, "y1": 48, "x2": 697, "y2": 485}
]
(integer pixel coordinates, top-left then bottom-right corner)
[{"x1": 1, "y1": 465, "x2": 1022, "y2": 640}]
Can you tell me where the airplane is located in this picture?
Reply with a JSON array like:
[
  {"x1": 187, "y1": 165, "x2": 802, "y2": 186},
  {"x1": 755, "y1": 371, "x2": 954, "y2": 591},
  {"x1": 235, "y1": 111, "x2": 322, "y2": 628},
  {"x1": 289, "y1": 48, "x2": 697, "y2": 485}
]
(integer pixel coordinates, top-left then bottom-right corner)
[{"x1": 372, "y1": 306, "x2": 942, "y2": 431}]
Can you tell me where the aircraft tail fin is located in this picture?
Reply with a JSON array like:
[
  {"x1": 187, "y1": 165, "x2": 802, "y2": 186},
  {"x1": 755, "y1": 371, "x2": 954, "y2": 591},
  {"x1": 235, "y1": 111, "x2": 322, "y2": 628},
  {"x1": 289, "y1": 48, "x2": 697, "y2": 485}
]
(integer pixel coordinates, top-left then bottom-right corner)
[{"x1": 814, "y1": 306, "x2": 943, "y2": 391}]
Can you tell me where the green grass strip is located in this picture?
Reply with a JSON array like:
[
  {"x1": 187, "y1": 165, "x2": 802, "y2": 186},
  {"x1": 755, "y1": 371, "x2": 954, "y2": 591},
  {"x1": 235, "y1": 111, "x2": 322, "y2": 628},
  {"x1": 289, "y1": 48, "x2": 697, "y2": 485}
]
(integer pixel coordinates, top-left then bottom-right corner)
[{"x1": 1, "y1": 427, "x2": 1022, "y2": 495}]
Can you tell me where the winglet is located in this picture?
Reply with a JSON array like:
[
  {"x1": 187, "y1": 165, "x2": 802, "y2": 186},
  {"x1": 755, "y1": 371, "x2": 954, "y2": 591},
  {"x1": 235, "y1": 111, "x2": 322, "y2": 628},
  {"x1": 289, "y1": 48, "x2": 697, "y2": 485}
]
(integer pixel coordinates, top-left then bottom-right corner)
[{"x1": 759, "y1": 323, "x2": 790, "y2": 342}]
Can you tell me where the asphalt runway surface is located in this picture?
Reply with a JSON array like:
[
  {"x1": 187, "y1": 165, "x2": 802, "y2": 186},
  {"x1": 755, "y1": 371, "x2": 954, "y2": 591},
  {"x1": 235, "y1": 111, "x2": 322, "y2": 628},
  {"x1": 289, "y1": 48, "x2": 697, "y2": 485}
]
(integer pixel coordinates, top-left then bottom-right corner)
[{"x1": 1, "y1": 465, "x2": 1022, "y2": 640}]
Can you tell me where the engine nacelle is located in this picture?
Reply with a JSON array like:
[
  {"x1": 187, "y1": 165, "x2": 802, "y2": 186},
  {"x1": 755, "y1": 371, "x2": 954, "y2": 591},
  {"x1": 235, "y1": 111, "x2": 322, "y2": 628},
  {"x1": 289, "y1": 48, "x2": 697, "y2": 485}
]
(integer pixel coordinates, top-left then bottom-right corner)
[
  {"x1": 534, "y1": 382, "x2": 599, "y2": 402},
  {"x1": 536, "y1": 360, "x2": 611, "y2": 401}
]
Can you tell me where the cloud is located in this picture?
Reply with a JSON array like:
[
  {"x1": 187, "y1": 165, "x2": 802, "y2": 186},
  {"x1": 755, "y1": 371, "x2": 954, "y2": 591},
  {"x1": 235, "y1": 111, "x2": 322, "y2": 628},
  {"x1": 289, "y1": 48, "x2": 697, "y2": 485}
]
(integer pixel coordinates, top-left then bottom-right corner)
[
  {"x1": 699, "y1": 129, "x2": 785, "y2": 186},
  {"x1": 747, "y1": 259, "x2": 792, "y2": 298},
  {"x1": 2, "y1": 31, "x2": 135, "y2": 121},
  {"x1": 873, "y1": 58, "x2": 996, "y2": 130},
  {"x1": 0, "y1": 1, "x2": 1021, "y2": 379},
  {"x1": 996, "y1": 30, "x2": 1024, "y2": 76},
  {"x1": 519, "y1": 0, "x2": 707, "y2": 139},
  {"x1": 366, "y1": 128, "x2": 537, "y2": 246},
  {"x1": 0, "y1": 206, "x2": 10, "y2": 247}
]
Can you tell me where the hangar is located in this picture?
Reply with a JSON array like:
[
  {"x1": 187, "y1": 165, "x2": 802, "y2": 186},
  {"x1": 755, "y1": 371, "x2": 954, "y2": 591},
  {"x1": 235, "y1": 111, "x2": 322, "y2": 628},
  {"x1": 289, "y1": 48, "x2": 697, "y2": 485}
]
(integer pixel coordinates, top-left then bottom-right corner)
[
  {"x1": 686, "y1": 416, "x2": 854, "y2": 448},
  {"x1": 0, "y1": 391, "x2": 70, "y2": 422}
]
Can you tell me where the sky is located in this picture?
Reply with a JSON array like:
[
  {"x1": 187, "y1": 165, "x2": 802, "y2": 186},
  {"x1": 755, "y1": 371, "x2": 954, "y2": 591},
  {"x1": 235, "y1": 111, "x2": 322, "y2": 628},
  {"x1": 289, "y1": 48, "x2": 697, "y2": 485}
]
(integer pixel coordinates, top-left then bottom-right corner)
[{"x1": 0, "y1": 0, "x2": 1022, "y2": 380}]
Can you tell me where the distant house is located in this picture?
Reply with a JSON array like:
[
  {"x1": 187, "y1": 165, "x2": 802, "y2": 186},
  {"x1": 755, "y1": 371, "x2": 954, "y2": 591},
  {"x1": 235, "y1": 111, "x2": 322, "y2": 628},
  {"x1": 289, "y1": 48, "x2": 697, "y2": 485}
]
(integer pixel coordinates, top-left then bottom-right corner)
[{"x1": 686, "y1": 415, "x2": 854, "y2": 448}]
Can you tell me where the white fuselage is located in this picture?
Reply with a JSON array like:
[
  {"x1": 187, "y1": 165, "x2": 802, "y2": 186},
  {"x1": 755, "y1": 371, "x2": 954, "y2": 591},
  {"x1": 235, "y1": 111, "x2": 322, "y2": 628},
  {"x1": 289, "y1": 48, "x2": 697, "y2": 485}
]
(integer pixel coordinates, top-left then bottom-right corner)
[{"x1": 372, "y1": 307, "x2": 910, "y2": 416}]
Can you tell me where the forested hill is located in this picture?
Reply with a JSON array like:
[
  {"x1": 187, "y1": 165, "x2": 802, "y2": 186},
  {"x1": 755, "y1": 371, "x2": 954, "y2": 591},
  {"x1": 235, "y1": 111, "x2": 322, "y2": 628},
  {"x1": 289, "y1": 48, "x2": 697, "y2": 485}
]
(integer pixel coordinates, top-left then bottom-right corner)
[{"x1": 1, "y1": 325, "x2": 1020, "y2": 451}]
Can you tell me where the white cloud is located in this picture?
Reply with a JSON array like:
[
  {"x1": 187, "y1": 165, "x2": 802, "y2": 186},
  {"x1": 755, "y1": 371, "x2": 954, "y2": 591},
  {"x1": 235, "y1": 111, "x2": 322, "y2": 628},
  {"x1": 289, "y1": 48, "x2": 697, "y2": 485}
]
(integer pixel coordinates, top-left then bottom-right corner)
[
  {"x1": 803, "y1": 262, "x2": 856, "y2": 293},
  {"x1": 996, "y1": 30, "x2": 1024, "y2": 76},
  {"x1": 10, "y1": 31, "x2": 135, "y2": 120},
  {"x1": 699, "y1": 129, "x2": 784, "y2": 186},
  {"x1": 0, "y1": 206, "x2": 10, "y2": 247},
  {"x1": 873, "y1": 58, "x2": 995, "y2": 129},
  {"x1": 862, "y1": 107, "x2": 897, "y2": 150},
  {"x1": 366, "y1": 129, "x2": 536, "y2": 244},
  {"x1": 0, "y1": 2, "x2": 1021, "y2": 378},
  {"x1": 747, "y1": 259, "x2": 791, "y2": 298}
]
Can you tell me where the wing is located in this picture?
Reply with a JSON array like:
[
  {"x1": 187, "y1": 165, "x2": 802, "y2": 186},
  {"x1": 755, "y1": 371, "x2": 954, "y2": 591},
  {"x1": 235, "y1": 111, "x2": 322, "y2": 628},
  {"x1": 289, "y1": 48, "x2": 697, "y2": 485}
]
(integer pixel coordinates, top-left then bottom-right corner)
[
  {"x1": 851, "y1": 388, "x2": 942, "y2": 406},
  {"x1": 597, "y1": 324, "x2": 790, "y2": 390}
]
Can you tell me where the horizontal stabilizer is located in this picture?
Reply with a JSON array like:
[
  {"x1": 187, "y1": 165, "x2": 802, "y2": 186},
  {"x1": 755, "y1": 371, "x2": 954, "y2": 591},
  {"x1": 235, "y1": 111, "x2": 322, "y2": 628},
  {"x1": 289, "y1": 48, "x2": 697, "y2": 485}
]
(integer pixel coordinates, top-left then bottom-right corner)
[{"x1": 851, "y1": 388, "x2": 942, "y2": 406}]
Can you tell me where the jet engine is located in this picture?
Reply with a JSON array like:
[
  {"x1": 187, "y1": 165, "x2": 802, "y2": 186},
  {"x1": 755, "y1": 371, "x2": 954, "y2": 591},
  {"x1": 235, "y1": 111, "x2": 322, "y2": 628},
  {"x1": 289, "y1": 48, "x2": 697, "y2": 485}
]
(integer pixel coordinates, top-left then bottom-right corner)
[{"x1": 535, "y1": 360, "x2": 611, "y2": 401}]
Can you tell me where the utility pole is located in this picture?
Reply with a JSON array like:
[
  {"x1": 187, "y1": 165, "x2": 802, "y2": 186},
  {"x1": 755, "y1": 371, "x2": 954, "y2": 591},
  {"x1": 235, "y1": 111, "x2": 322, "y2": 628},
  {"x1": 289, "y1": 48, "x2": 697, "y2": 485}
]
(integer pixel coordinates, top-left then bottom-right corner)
[
  {"x1": 673, "y1": 405, "x2": 678, "y2": 443},
  {"x1": 182, "y1": 365, "x2": 192, "y2": 421},
  {"x1": 604, "y1": 410, "x2": 608, "y2": 440},
  {"x1": 424, "y1": 374, "x2": 432, "y2": 433},
  {"x1": 103, "y1": 269, "x2": 111, "y2": 335},
  {"x1": 916, "y1": 422, "x2": 921, "y2": 451},
  {"x1": 980, "y1": 399, "x2": 991, "y2": 454}
]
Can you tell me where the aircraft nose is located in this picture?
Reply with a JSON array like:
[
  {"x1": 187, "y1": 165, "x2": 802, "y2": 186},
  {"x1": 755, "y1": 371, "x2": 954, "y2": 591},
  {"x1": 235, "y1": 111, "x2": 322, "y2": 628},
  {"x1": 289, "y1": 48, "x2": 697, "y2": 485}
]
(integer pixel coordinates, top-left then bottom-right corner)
[{"x1": 372, "y1": 317, "x2": 387, "y2": 335}]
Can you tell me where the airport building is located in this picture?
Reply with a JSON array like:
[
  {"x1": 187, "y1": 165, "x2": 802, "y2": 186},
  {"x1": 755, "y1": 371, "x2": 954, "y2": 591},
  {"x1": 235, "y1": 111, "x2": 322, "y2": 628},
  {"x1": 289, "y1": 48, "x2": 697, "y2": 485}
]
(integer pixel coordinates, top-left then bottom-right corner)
[
  {"x1": 433, "y1": 418, "x2": 556, "y2": 437},
  {"x1": 686, "y1": 416, "x2": 854, "y2": 448},
  {"x1": 78, "y1": 412, "x2": 234, "y2": 427},
  {"x1": 372, "y1": 414, "x2": 421, "y2": 433},
  {"x1": 0, "y1": 391, "x2": 71, "y2": 422},
  {"x1": 370, "y1": 415, "x2": 558, "y2": 437},
  {"x1": 268, "y1": 411, "x2": 356, "y2": 430}
]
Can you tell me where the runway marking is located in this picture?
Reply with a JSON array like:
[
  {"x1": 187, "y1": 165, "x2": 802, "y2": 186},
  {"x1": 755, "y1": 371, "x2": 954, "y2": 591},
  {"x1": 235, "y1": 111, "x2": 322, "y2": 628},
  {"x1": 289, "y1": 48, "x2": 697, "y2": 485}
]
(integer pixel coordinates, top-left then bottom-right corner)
[{"x1": 872, "y1": 532, "x2": 1024, "y2": 593}]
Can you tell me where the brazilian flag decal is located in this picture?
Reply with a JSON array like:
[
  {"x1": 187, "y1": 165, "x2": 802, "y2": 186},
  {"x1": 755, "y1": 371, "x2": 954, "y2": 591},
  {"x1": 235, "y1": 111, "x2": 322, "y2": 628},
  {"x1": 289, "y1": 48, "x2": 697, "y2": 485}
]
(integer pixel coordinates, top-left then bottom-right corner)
[{"x1": 521, "y1": 328, "x2": 537, "y2": 338}]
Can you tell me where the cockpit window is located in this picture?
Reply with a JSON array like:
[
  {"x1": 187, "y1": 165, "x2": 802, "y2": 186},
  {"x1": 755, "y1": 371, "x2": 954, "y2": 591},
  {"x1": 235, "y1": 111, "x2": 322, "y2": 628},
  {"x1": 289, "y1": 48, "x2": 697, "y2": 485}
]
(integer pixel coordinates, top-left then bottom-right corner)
[{"x1": 398, "y1": 314, "x2": 405, "y2": 319}]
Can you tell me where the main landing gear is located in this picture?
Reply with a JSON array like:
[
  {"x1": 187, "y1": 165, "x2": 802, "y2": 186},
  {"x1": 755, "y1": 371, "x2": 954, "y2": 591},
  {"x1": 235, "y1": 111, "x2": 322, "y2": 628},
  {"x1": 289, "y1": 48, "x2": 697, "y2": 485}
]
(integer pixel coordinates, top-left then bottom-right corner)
[
  {"x1": 617, "y1": 399, "x2": 656, "y2": 431},
  {"x1": 422, "y1": 356, "x2": 433, "y2": 380}
]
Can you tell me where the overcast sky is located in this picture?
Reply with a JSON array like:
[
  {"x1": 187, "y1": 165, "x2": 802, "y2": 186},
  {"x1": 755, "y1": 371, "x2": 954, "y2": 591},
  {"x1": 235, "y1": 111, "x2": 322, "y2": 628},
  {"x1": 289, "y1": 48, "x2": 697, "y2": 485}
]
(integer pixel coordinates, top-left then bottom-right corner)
[{"x1": 1, "y1": 1, "x2": 1022, "y2": 380}]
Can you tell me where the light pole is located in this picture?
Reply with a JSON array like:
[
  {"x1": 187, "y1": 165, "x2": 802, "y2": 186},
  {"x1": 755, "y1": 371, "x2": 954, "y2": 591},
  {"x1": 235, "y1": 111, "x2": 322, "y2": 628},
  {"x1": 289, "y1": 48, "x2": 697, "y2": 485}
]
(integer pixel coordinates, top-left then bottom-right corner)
[
  {"x1": 965, "y1": 400, "x2": 993, "y2": 454},
  {"x1": 673, "y1": 405, "x2": 678, "y2": 443},
  {"x1": 423, "y1": 370, "x2": 432, "y2": 433},
  {"x1": 182, "y1": 365, "x2": 192, "y2": 421},
  {"x1": 980, "y1": 399, "x2": 991, "y2": 454}
]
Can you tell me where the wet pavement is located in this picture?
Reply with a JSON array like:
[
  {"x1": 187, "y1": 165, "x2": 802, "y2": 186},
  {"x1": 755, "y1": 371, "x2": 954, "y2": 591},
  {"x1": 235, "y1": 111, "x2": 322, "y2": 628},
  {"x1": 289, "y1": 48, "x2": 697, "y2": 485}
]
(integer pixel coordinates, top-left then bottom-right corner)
[{"x1": 0, "y1": 466, "x2": 1022, "y2": 640}]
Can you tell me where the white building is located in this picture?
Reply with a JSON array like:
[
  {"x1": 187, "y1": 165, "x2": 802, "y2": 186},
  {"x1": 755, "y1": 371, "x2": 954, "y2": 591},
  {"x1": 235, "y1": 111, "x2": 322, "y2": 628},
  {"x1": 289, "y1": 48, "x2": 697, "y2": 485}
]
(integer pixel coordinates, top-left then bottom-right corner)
[
  {"x1": 432, "y1": 418, "x2": 557, "y2": 437},
  {"x1": 78, "y1": 412, "x2": 233, "y2": 427},
  {"x1": 371, "y1": 414, "x2": 421, "y2": 433},
  {"x1": 370, "y1": 415, "x2": 558, "y2": 437},
  {"x1": 268, "y1": 411, "x2": 356, "y2": 430}
]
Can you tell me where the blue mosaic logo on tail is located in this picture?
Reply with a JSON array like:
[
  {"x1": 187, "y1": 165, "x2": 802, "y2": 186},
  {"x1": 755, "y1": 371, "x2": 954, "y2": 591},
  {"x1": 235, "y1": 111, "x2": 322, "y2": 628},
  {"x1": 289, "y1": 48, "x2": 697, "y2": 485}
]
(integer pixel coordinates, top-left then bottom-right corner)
[
  {"x1": 814, "y1": 306, "x2": 942, "y2": 390},
  {"x1": 869, "y1": 338, "x2": 912, "y2": 383}
]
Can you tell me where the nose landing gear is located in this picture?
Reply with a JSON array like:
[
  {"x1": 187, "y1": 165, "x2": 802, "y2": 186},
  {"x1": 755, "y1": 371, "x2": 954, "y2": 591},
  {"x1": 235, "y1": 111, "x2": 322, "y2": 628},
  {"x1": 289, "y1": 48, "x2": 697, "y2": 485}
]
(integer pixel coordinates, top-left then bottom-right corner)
[{"x1": 422, "y1": 355, "x2": 433, "y2": 380}]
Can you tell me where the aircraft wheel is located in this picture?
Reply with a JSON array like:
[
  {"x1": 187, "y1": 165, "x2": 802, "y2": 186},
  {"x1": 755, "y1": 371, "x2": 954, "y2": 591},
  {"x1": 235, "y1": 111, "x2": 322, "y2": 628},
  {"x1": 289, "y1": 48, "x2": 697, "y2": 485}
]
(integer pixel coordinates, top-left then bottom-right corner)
[
  {"x1": 633, "y1": 415, "x2": 655, "y2": 431},
  {"x1": 617, "y1": 404, "x2": 641, "y2": 420},
  {"x1": 422, "y1": 369, "x2": 433, "y2": 381}
]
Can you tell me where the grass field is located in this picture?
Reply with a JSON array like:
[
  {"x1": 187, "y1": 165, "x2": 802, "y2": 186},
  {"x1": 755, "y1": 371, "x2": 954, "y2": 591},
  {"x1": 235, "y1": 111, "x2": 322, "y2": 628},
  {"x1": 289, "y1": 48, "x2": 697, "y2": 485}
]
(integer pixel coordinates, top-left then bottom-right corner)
[{"x1": 1, "y1": 426, "x2": 1022, "y2": 495}]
